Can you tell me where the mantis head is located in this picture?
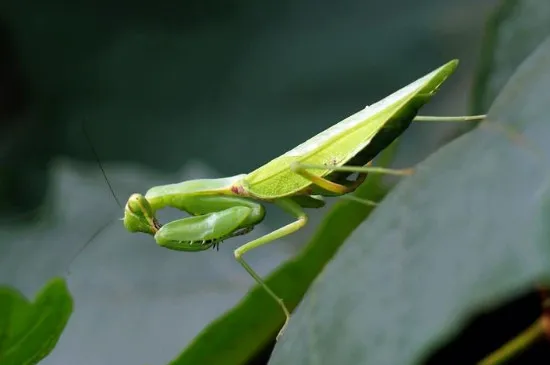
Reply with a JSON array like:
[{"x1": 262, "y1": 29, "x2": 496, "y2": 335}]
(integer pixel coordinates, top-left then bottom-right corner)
[{"x1": 123, "y1": 193, "x2": 160, "y2": 235}]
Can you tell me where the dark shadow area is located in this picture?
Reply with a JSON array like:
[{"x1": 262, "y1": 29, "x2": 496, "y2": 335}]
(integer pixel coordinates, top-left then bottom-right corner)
[{"x1": 425, "y1": 291, "x2": 550, "y2": 364}]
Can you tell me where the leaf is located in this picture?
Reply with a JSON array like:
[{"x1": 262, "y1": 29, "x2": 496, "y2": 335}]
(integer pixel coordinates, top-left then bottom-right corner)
[
  {"x1": 0, "y1": 286, "x2": 31, "y2": 353},
  {"x1": 471, "y1": 0, "x2": 550, "y2": 113},
  {"x1": 166, "y1": 143, "x2": 398, "y2": 365},
  {"x1": 0, "y1": 278, "x2": 73, "y2": 365},
  {"x1": 268, "y1": 36, "x2": 550, "y2": 365}
]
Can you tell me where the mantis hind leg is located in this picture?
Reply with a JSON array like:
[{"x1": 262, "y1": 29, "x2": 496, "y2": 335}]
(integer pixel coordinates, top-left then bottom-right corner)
[
  {"x1": 291, "y1": 161, "x2": 414, "y2": 206},
  {"x1": 234, "y1": 197, "x2": 307, "y2": 340},
  {"x1": 290, "y1": 161, "x2": 413, "y2": 205},
  {"x1": 291, "y1": 163, "x2": 369, "y2": 196}
]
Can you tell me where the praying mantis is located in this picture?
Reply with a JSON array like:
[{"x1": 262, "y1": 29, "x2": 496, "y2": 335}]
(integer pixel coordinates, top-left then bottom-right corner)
[{"x1": 122, "y1": 59, "x2": 485, "y2": 339}]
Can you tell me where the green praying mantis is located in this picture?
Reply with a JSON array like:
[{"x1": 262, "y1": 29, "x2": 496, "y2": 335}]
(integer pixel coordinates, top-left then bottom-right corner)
[{"x1": 122, "y1": 59, "x2": 486, "y2": 339}]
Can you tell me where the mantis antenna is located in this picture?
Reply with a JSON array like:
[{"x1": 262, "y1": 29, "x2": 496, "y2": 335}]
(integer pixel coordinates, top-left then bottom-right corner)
[
  {"x1": 82, "y1": 122, "x2": 122, "y2": 209},
  {"x1": 66, "y1": 219, "x2": 115, "y2": 275},
  {"x1": 66, "y1": 122, "x2": 123, "y2": 274}
]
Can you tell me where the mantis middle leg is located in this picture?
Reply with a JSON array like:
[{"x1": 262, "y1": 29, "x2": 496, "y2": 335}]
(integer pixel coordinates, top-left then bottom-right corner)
[{"x1": 234, "y1": 197, "x2": 307, "y2": 340}]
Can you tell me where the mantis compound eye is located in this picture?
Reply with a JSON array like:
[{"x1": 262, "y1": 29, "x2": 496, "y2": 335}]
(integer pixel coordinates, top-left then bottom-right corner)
[
  {"x1": 126, "y1": 194, "x2": 153, "y2": 217},
  {"x1": 123, "y1": 193, "x2": 158, "y2": 235}
]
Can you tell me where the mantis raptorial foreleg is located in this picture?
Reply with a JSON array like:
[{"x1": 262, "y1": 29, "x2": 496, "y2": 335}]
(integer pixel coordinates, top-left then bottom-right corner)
[
  {"x1": 155, "y1": 206, "x2": 256, "y2": 250},
  {"x1": 125, "y1": 194, "x2": 267, "y2": 251},
  {"x1": 234, "y1": 197, "x2": 307, "y2": 340}
]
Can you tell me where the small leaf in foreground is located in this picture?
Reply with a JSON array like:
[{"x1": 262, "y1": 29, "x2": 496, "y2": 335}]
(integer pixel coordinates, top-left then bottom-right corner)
[{"x1": 0, "y1": 278, "x2": 73, "y2": 365}]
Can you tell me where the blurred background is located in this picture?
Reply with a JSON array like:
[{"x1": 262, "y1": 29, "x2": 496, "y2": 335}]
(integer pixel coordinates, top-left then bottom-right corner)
[{"x1": 0, "y1": 1, "x2": 497, "y2": 364}]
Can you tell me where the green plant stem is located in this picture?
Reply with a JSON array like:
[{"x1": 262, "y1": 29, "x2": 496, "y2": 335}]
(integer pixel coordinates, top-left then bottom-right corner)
[{"x1": 478, "y1": 318, "x2": 544, "y2": 365}]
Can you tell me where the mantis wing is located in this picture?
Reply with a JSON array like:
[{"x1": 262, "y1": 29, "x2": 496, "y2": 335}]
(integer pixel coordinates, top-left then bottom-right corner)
[{"x1": 243, "y1": 60, "x2": 458, "y2": 199}]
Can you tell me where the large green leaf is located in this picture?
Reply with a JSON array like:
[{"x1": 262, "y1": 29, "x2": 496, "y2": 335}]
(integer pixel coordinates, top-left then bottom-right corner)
[
  {"x1": 269, "y1": 37, "x2": 550, "y2": 365},
  {"x1": 0, "y1": 278, "x2": 73, "y2": 365}
]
